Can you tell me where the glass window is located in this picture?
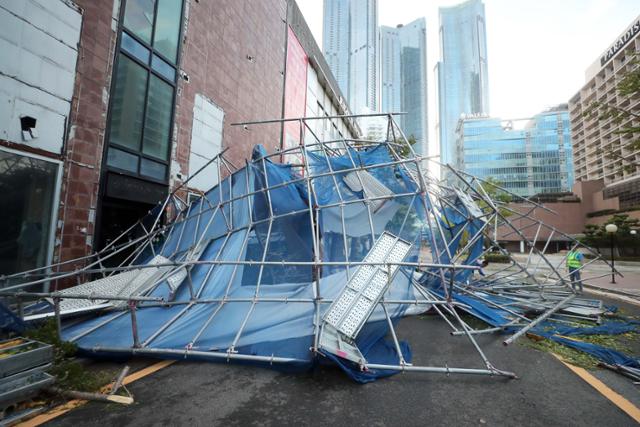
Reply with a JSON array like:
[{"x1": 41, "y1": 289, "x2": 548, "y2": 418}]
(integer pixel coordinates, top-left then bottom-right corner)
[
  {"x1": 153, "y1": 0, "x2": 182, "y2": 63},
  {"x1": 108, "y1": 147, "x2": 139, "y2": 172},
  {"x1": 108, "y1": 54, "x2": 148, "y2": 151},
  {"x1": 123, "y1": 0, "x2": 156, "y2": 44},
  {"x1": 151, "y1": 54, "x2": 175, "y2": 81},
  {"x1": 142, "y1": 75, "x2": 173, "y2": 160},
  {"x1": 107, "y1": 0, "x2": 183, "y2": 183},
  {"x1": 121, "y1": 32, "x2": 150, "y2": 64},
  {"x1": 140, "y1": 158, "x2": 167, "y2": 180},
  {"x1": 0, "y1": 150, "x2": 58, "y2": 276}
]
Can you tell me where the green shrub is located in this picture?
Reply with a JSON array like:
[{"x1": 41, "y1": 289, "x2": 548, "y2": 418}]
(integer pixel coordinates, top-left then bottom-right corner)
[{"x1": 485, "y1": 253, "x2": 510, "y2": 263}]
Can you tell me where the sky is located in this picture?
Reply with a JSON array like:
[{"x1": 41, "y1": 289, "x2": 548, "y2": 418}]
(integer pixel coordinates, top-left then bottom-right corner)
[{"x1": 296, "y1": 0, "x2": 640, "y2": 156}]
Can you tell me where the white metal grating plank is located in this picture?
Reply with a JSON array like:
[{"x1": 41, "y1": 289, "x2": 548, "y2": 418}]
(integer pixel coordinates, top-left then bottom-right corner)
[
  {"x1": 349, "y1": 266, "x2": 375, "y2": 291},
  {"x1": 325, "y1": 288, "x2": 358, "y2": 328},
  {"x1": 322, "y1": 232, "x2": 412, "y2": 339},
  {"x1": 55, "y1": 255, "x2": 175, "y2": 312}
]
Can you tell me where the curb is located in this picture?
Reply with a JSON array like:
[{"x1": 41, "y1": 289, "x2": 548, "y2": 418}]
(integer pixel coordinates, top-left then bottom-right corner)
[{"x1": 584, "y1": 284, "x2": 640, "y2": 299}]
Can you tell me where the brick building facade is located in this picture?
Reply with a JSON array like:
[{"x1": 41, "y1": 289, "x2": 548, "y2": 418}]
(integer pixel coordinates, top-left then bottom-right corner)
[{"x1": 0, "y1": 0, "x2": 357, "y2": 282}]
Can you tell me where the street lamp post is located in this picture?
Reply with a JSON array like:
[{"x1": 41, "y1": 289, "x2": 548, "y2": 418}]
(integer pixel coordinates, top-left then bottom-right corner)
[{"x1": 605, "y1": 223, "x2": 618, "y2": 284}]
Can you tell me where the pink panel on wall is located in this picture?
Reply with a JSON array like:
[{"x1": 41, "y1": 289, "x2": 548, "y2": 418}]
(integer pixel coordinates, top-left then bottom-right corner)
[{"x1": 282, "y1": 26, "x2": 308, "y2": 163}]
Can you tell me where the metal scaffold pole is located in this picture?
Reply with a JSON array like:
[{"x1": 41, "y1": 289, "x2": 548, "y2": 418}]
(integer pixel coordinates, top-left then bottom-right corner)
[{"x1": 1, "y1": 112, "x2": 621, "y2": 385}]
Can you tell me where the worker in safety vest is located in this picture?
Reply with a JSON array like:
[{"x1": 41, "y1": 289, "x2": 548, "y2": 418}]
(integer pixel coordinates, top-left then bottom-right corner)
[{"x1": 566, "y1": 249, "x2": 584, "y2": 292}]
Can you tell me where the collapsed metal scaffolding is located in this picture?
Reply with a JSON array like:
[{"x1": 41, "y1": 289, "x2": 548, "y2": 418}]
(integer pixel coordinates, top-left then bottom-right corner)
[{"x1": 0, "y1": 113, "x2": 624, "y2": 382}]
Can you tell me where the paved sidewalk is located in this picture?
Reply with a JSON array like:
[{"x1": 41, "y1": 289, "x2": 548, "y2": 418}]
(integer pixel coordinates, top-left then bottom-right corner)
[
  {"x1": 420, "y1": 247, "x2": 640, "y2": 295},
  {"x1": 507, "y1": 253, "x2": 640, "y2": 295},
  {"x1": 588, "y1": 272, "x2": 640, "y2": 296}
]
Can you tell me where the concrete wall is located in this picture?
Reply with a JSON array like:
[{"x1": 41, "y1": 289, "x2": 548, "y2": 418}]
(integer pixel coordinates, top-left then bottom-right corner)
[
  {"x1": 0, "y1": 0, "x2": 88, "y2": 270},
  {"x1": 0, "y1": 0, "x2": 82, "y2": 155},
  {"x1": 498, "y1": 202, "x2": 585, "y2": 243},
  {"x1": 305, "y1": 65, "x2": 352, "y2": 143},
  {"x1": 55, "y1": 0, "x2": 118, "y2": 264},
  {"x1": 498, "y1": 179, "x2": 639, "y2": 251},
  {"x1": 591, "y1": 190, "x2": 620, "y2": 212},
  {"x1": 282, "y1": 26, "x2": 308, "y2": 156}
]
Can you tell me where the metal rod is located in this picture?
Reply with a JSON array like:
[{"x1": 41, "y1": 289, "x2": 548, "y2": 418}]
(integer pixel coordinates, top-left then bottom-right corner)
[
  {"x1": 381, "y1": 301, "x2": 405, "y2": 365},
  {"x1": 129, "y1": 301, "x2": 140, "y2": 348},
  {"x1": 109, "y1": 365, "x2": 131, "y2": 395},
  {"x1": 364, "y1": 363, "x2": 517, "y2": 378},
  {"x1": 503, "y1": 294, "x2": 576, "y2": 345},
  {"x1": 3, "y1": 292, "x2": 163, "y2": 302},
  {"x1": 91, "y1": 346, "x2": 307, "y2": 364},
  {"x1": 231, "y1": 112, "x2": 407, "y2": 127},
  {"x1": 53, "y1": 297, "x2": 61, "y2": 340}
]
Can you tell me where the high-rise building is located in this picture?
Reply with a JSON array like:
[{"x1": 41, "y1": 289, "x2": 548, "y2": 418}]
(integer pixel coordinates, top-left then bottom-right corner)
[
  {"x1": 380, "y1": 26, "x2": 401, "y2": 115},
  {"x1": 380, "y1": 19, "x2": 428, "y2": 155},
  {"x1": 569, "y1": 15, "x2": 640, "y2": 210},
  {"x1": 323, "y1": 0, "x2": 379, "y2": 114},
  {"x1": 322, "y1": 0, "x2": 350, "y2": 99},
  {"x1": 436, "y1": 0, "x2": 489, "y2": 171},
  {"x1": 456, "y1": 105, "x2": 574, "y2": 198}
]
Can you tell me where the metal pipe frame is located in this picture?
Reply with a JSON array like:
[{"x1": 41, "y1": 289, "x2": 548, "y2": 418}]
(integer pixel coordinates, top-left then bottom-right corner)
[
  {"x1": 364, "y1": 363, "x2": 517, "y2": 378},
  {"x1": 503, "y1": 294, "x2": 576, "y2": 345},
  {"x1": 2, "y1": 113, "x2": 617, "y2": 384}
]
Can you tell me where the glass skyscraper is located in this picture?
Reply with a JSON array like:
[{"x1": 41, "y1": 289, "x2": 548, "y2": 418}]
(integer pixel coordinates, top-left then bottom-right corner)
[
  {"x1": 380, "y1": 26, "x2": 401, "y2": 115},
  {"x1": 456, "y1": 106, "x2": 574, "y2": 198},
  {"x1": 380, "y1": 19, "x2": 428, "y2": 155},
  {"x1": 323, "y1": 0, "x2": 379, "y2": 114},
  {"x1": 323, "y1": 0, "x2": 351, "y2": 100},
  {"x1": 436, "y1": 0, "x2": 489, "y2": 170}
]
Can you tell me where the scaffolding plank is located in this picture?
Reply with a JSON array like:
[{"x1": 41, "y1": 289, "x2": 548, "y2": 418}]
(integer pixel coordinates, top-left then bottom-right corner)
[
  {"x1": 323, "y1": 232, "x2": 411, "y2": 339},
  {"x1": 46, "y1": 255, "x2": 174, "y2": 315}
]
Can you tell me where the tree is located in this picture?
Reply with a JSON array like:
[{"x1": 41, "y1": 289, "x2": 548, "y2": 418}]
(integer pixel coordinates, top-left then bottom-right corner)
[
  {"x1": 607, "y1": 213, "x2": 640, "y2": 234},
  {"x1": 584, "y1": 53, "x2": 640, "y2": 174},
  {"x1": 477, "y1": 177, "x2": 512, "y2": 218},
  {"x1": 396, "y1": 135, "x2": 417, "y2": 158},
  {"x1": 481, "y1": 177, "x2": 512, "y2": 203},
  {"x1": 581, "y1": 214, "x2": 640, "y2": 255}
]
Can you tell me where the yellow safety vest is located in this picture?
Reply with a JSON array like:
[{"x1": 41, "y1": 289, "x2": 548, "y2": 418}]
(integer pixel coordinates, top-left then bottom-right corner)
[{"x1": 567, "y1": 251, "x2": 581, "y2": 268}]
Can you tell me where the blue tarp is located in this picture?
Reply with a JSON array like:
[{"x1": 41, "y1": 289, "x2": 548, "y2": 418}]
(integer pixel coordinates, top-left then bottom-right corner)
[
  {"x1": 420, "y1": 270, "x2": 640, "y2": 372},
  {"x1": 61, "y1": 144, "x2": 425, "y2": 382},
  {"x1": 552, "y1": 320, "x2": 639, "y2": 337},
  {"x1": 0, "y1": 301, "x2": 25, "y2": 334},
  {"x1": 547, "y1": 335, "x2": 640, "y2": 368}
]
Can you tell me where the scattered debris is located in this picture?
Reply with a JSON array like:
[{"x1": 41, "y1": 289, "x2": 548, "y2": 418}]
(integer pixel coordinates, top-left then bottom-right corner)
[
  {"x1": 0, "y1": 337, "x2": 53, "y2": 421},
  {"x1": 24, "y1": 320, "x2": 112, "y2": 393},
  {"x1": 599, "y1": 362, "x2": 640, "y2": 383},
  {"x1": 0, "y1": 337, "x2": 53, "y2": 403},
  {"x1": 48, "y1": 387, "x2": 133, "y2": 405},
  {"x1": 108, "y1": 365, "x2": 130, "y2": 396},
  {"x1": 0, "y1": 113, "x2": 635, "y2": 384}
]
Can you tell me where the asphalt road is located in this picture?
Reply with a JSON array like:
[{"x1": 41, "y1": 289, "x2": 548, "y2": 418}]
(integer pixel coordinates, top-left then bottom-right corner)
[{"x1": 47, "y1": 296, "x2": 639, "y2": 427}]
